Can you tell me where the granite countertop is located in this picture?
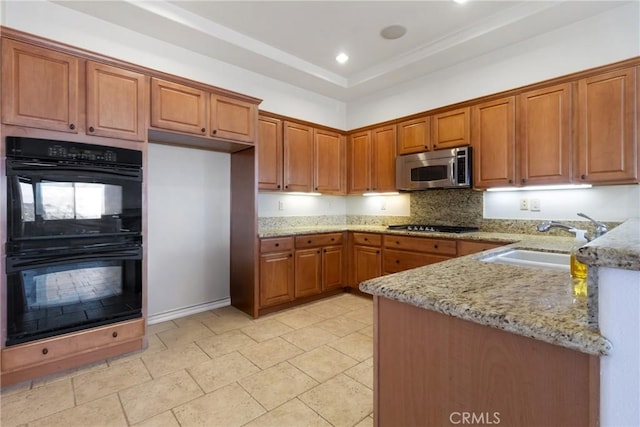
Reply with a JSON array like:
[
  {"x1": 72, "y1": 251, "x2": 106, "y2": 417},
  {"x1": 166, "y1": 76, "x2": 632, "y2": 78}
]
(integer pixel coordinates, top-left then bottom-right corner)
[
  {"x1": 577, "y1": 217, "x2": 640, "y2": 271},
  {"x1": 359, "y1": 234, "x2": 613, "y2": 356}
]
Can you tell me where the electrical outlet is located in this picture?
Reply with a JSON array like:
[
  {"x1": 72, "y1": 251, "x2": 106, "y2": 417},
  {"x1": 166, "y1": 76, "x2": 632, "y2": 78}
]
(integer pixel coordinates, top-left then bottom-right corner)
[
  {"x1": 519, "y1": 198, "x2": 528, "y2": 210},
  {"x1": 278, "y1": 200, "x2": 285, "y2": 211},
  {"x1": 530, "y1": 198, "x2": 541, "y2": 211}
]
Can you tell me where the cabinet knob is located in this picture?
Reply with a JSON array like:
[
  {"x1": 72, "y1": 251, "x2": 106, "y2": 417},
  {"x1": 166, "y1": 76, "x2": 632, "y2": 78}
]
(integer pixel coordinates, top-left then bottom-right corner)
[
  {"x1": 315, "y1": 187, "x2": 318, "y2": 191},
  {"x1": 42, "y1": 348, "x2": 49, "y2": 355},
  {"x1": 376, "y1": 250, "x2": 380, "y2": 254},
  {"x1": 317, "y1": 250, "x2": 321, "y2": 254},
  {"x1": 395, "y1": 259, "x2": 400, "y2": 264},
  {"x1": 433, "y1": 144, "x2": 438, "y2": 149},
  {"x1": 88, "y1": 126, "x2": 95, "y2": 133},
  {"x1": 277, "y1": 185, "x2": 281, "y2": 189},
  {"x1": 331, "y1": 238, "x2": 335, "y2": 241},
  {"x1": 201, "y1": 128, "x2": 206, "y2": 133},
  {"x1": 275, "y1": 243, "x2": 280, "y2": 247},
  {"x1": 307, "y1": 240, "x2": 312, "y2": 244},
  {"x1": 285, "y1": 185, "x2": 288, "y2": 189},
  {"x1": 323, "y1": 249, "x2": 327, "y2": 253},
  {"x1": 289, "y1": 254, "x2": 293, "y2": 258},
  {"x1": 212, "y1": 129, "x2": 218, "y2": 135},
  {"x1": 364, "y1": 238, "x2": 368, "y2": 241},
  {"x1": 395, "y1": 241, "x2": 400, "y2": 245},
  {"x1": 434, "y1": 244, "x2": 439, "y2": 249},
  {"x1": 68, "y1": 123, "x2": 75, "y2": 130},
  {"x1": 508, "y1": 179, "x2": 513, "y2": 184},
  {"x1": 581, "y1": 174, "x2": 586, "y2": 180},
  {"x1": 522, "y1": 178, "x2": 527, "y2": 183},
  {"x1": 112, "y1": 331, "x2": 118, "y2": 338}
]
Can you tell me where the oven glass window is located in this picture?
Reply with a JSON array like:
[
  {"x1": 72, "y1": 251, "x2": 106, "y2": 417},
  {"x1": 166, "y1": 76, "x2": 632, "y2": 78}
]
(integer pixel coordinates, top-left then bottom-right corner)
[
  {"x1": 25, "y1": 181, "x2": 124, "y2": 221},
  {"x1": 411, "y1": 165, "x2": 448, "y2": 182}
]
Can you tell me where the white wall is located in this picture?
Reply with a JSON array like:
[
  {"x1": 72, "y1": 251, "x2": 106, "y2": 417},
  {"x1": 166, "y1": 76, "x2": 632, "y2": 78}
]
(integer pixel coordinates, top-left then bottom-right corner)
[
  {"x1": 2, "y1": 0, "x2": 346, "y2": 129},
  {"x1": 484, "y1": 185, "x2": 640, "y2": 222},
  {"x1": 147, "y1": 144, "x2": 230, "y2": 317},
  {"x1": 346, "y1": 2, "x2": 640, "y2": 129},
  {"x1": 258, "y1": 193, "x2": 410, "y2": 217}
]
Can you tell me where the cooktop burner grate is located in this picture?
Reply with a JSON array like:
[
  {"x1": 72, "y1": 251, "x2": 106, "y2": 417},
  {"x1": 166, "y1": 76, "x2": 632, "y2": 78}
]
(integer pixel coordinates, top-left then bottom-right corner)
[{"x1": 387, "y1": 224, "x2": 479, "y2": 233}]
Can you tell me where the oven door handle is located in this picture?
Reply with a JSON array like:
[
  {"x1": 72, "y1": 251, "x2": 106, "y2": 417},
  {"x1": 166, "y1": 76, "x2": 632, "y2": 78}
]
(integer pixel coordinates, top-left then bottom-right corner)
[
  {"x1": 6, "y1": 248, "x2": 142, "y2": 272},
  {"x1": 7, "y1": 160, "x2": 142, "y2": 181}
]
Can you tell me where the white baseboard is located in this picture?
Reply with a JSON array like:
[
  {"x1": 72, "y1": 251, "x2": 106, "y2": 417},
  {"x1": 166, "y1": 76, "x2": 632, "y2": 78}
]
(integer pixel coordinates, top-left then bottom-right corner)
[{"x1": 147, "y1": 298, "x2": 231, "y2": 325}]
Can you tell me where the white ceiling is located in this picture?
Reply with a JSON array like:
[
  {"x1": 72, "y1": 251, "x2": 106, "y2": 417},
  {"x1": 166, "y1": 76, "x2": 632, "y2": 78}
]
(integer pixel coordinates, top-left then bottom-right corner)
[{"x1": 54, "y1": 0, "x2": 631, "y2": 101}]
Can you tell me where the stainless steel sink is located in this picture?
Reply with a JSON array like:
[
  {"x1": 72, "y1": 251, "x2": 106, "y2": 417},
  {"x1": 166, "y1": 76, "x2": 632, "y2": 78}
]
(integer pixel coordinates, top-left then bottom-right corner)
[{"x1": 480, "y1": 249, "x2": 570, "y2": 271}]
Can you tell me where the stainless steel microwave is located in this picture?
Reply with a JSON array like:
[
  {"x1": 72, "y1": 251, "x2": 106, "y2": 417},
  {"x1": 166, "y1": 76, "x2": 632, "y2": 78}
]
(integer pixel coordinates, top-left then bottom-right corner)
[{"x1": 396, "y1": 146, "x2": 472, "y2": 190}]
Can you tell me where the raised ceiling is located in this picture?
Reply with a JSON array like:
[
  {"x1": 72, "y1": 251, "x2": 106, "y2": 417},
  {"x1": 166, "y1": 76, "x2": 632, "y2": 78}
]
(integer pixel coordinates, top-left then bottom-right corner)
[{"x1": 54, "y1": 1, "x2": 631, "y2": 101}]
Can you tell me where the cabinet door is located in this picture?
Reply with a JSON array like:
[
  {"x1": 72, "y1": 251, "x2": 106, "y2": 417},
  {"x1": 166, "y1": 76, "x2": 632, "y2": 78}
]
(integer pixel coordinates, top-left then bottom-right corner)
[
  {"x1": 383, "y1": 249, "x2": 450, "y2": 275},
  {"x1": 294, "y1": 248, "x2": 322, "y2": 298},
  {"x1": 283, "y1": 121, "x2": 314, "y2": 192},
  {"x1": 210, "y1": 94, "x2": 256, "y2": 143},
  {"x1": 258, "y1": 116, "x2": 283, "y2": 190},
  {"x1": 348, "y1": 131, "x2": 372, "y2": 193},
  {"x1": 372, "y1": 125, "x2": 397, "y2": 192},
  {"x1": 1, "y1": 39, "x2": 79, "y2": 133},
  {"x1": 520, "y1": 83, "x2": 572, "y2": 185},
  {"x1": 314, "y1": 129, "x2": 345, "y2": 194},
  {"x1": 576, "y1": 67, "x2": 638, "y2": 183},
  {"x1": 457, "y1": 240, "x2": 505, "y2": 256},
  {"x1": 397, "y1": 116, "x2": 431, "y2": 155},
  {"x1": 322, "y1": 245, "x2": 344, "y2": 291},
  {"x1": 86, "y1": 61, "x2": 147, "y2": 142},
  {"x1": 259, "y1": 252, "x2": 294, "y2": 308},
  {"x1": 353, "y1": 245, "x2": 382, "y2": 285},
  {"x1": 472, "y1": 97, "x2": 516, "y2": 189},
  {"x1": 150, "y1": 78, "x2": 207, "y2": 135},
  {"x1": 432, "y1": 107, "x2": 470, "y2": 150}
]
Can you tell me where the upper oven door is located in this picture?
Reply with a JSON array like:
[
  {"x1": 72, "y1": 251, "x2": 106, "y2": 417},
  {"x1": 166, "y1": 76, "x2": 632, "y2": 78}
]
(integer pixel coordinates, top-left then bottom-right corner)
[
  {"x1": 396, "y1": 152, "x2": 455, "y2": 190},
  {"x1": 6, "y1": 159, "x2": 142, "y2": 243}
]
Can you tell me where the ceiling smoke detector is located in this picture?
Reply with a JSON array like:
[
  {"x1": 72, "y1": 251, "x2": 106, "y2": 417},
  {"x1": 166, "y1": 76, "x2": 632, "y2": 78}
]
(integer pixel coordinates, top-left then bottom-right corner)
[{"x1": 380, "y1": 25, "x2": 407, "y2": 40}]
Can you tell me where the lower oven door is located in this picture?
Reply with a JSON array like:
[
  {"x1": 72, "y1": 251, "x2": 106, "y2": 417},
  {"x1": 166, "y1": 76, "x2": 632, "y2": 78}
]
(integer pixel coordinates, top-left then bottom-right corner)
[{"x1": 5, "y1": 245, "x2": 142, "y2": 346}]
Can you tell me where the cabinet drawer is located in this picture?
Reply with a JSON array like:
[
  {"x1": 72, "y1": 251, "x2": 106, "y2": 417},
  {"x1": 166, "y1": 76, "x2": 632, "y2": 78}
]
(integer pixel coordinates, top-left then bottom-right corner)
[
  {"x1": 384, "y1": 249, "x2": 451, "y2": 274},
  {"x1": 352, "y1": 233, "x2": 382, "y2": 246},
  {"x1": 295, "y1": 233, "x2": 343, "y2": 248},
  {"x1": 1, "y1": 319, "x2": 144, "y2": 373},
  {"x1": 383, "y1": 235, "x2": 457, "y2": 256},
  {"x1": 260, "y1": 237, "x2": 294, "y2": 253},
  {"x1": 457, "y1": 240, "x2": 507, "y2": 256}
]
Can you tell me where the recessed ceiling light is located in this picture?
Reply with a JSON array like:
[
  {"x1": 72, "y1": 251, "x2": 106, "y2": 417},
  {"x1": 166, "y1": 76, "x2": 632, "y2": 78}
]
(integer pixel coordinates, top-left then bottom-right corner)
[
  {"x1": 380, "y1": 25, "x2": 407, "y2": 40},
  {"x1": 336, "y1": 53, "x2": 349, "y2": 64},
  {"x1": 453, "y1": 0, "x2": 468, "y2": 4}
]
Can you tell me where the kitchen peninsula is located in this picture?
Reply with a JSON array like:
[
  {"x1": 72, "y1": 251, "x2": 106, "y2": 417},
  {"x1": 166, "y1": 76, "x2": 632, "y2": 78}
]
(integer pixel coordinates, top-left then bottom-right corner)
[{"x1": 359, "y1": 218, "x2": 640, "y2": 426}]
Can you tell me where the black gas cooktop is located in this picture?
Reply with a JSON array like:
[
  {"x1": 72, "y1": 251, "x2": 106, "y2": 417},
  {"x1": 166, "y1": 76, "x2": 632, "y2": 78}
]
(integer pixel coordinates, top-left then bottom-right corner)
[{"x1": 387, "y1": 224, "x2": 479, "y2": 233}]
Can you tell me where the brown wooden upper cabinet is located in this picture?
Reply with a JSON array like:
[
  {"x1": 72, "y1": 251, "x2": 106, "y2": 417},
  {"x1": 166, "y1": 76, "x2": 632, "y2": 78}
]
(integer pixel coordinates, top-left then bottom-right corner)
[
  {"x1": 397, "y1": 116, "x2": 431, "y2": 155},
  {"x1": 210, "y1": 94, "x2": 256, "y2": 142},
  {"x1": 576, "y1": 67, "x2": 638, "y2": 184},
  {"x1": 520, "y1": 83, "x2": 572, "y2": 185},
  {"x1": 151, "y1": 78, "x2": 257, "y2": 144},
  {"x1": 2, "y1": 38, "x2": 80, "y2": 133},
  {"x1": 314, "y1": 128, "x2": 346, "y2": 194},
  {"x1": 283, "y1": 121, "x2": 314, "y2": 192},
  {"x1": 150, "y1": 78, "x2": 208, "y2": 135},
  {"x1": 472, "y1": 97, "x2": 517, "y2": 189},
  {"x1": 258, "y1": 115, "x2": 283, "y2": 191},
  {"x1": 432, "y1": 107, "x2": 470, "y2": 150},
  {"x1": 349, "y1": 125, "x2": 397, "y2": 194},
  {"x1": 86, "y1": 61, "x2": 147, "y2": 142}
]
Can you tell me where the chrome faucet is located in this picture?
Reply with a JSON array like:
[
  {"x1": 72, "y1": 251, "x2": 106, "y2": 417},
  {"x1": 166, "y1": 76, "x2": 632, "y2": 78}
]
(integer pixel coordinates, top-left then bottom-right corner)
[
  {"x1": 536, "y1": 212, "x2": 608, "y2": 241},
  {"x1": 577, "y1": 212, "x2": 608, "y2": 239}
]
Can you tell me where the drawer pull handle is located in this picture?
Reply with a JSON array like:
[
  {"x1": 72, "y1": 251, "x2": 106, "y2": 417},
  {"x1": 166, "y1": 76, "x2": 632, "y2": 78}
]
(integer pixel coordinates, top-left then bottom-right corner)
[
  {"x1": 42, "y1": 348, "x2": 48, "y2": 355},
  {"x1": 112, "y1": 331, "x2": 118, "y2": 338}
]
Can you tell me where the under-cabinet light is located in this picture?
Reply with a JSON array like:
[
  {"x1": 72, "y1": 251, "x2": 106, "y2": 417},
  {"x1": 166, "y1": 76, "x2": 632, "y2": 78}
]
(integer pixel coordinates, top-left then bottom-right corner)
[
  {"x1": 363, "y1": 192, "x2": 400, "y2": 196},
  {"x1": 486, "y1": 184, "x2": 592, "y2": 192},
  {"x1": 286, "y1": 192, "x2": 322, "y2": 196}
]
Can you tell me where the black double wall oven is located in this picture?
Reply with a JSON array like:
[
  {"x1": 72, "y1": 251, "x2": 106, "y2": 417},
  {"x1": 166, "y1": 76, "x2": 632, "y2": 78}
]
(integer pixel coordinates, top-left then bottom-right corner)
[{"x1": 5, "y1": 137, "x2": 143, "y2": 346}]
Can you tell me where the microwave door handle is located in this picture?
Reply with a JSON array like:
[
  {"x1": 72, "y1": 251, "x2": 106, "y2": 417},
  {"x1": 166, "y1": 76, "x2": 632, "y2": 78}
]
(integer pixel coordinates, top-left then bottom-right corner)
[{"x1": 450, "y1": 158, "x2": 456, "y2": 185}]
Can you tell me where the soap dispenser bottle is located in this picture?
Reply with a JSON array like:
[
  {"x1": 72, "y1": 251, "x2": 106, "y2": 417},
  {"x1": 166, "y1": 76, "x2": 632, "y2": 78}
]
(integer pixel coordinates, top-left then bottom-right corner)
[{"x1": 570, "y1": 229, "x2": 588, "y2": 279}]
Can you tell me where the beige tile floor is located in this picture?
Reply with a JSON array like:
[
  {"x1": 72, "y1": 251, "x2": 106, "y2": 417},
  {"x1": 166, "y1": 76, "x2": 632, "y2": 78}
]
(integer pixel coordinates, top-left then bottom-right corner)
[{"x1": 1, "y1": 293, "x2": 375, "y2": 427}]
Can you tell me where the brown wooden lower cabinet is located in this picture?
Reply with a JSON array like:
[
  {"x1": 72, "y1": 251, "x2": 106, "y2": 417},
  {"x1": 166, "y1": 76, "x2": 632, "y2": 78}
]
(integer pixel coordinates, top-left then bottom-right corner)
[
  {"x1": 1, "y1": 318, "x2": 145, "y2": 386},
  {"x1": 383, "y1": 249, "x2": 450, "y2": 274},
  {"x1": 294, "y1": 248, "x2": 322, "y2": 298},
  {"x1": 375, "y1": 297, "x2": 599, "y2": 427},
  {"x1": 259, "y1": 251, "x2": 295, "y2": 307},
  {"x1": 457, "y1": 240, "x2": 508, "y2": 256}
]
